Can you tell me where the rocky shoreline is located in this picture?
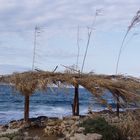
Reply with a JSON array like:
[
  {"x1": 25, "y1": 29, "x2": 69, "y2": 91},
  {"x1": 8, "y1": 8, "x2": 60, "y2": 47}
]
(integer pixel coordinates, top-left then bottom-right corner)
[{"x1": 0, "y1": 109, "x2": 140, "y2": 140}]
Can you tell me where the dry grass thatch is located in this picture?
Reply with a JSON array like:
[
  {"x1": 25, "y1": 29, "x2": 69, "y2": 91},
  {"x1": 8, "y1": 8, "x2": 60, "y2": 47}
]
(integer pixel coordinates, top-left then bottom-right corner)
[{"x1": 0, "y1": 71, "x2": 140, "y2": 108}]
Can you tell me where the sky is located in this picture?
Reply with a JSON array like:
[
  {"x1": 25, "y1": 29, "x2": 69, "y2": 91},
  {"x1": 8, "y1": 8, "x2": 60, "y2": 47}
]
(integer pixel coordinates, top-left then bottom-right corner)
[{"x1": 0, "y1": 0, "x2": 140, "y2": 77}]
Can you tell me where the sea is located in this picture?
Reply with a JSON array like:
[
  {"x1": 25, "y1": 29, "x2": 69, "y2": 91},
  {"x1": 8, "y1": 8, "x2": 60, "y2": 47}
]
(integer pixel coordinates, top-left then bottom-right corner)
[{"x1": 0, "y1": 84, "x2": 129, "y2": 124}]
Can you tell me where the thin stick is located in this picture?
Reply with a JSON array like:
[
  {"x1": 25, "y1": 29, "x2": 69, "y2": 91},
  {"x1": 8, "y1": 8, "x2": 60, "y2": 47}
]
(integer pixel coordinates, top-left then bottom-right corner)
[
  {"x1": 81, "y1": 29, "x2": 92, "y2": 73},
  {"x1": 81, "y1": 10, "x2": 100, "y2": 73},
  {"x1": 76, "y1": 25, "x2": 80, "y2": 70},
  {"x1": 32, "y1": 26, "x2": 38, "y2": 71},
  {"x1": 115, "y1": 30, "x2": 129, "y2": 74},
  {"x1": 61, "y1": 64, "x2": 79, "y2": 73}
]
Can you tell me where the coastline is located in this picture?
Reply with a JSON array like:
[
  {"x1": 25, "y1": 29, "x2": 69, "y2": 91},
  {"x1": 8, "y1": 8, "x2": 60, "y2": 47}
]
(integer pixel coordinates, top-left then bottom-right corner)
[{"x1": 0, "y1": 109, "x2": 140, "y2": 140}]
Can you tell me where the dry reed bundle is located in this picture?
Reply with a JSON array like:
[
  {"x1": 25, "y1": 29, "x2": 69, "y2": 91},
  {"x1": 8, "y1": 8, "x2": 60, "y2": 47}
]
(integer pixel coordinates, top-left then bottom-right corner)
[{"x1": 116, "y1": 9, "x2": 140, "y2": 74}]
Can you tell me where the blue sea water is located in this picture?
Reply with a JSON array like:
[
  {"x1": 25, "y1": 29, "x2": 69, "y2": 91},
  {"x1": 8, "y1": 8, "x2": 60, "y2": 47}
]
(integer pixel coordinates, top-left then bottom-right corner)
[{"x1": 0, "y1": 85, "x2": 116, "y2": 124}]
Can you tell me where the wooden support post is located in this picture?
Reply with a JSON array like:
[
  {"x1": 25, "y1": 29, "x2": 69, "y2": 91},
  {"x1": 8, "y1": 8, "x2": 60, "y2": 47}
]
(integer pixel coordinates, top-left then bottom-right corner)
[
  {"x1": 24, "y1": 95, "x2": 30, "y2": 122},
  {"x1": 73, "y1": 82, "x2": 79, "y2": 116},
  {"x1": 116, "y1": 95, "x2": 120, "y2": 117}
]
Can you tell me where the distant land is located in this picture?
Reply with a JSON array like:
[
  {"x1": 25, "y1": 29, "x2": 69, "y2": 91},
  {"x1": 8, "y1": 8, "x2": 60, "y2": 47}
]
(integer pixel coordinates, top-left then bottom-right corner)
[{"x1": 0, "y1": 64, "x2": 30, "y2": 75}]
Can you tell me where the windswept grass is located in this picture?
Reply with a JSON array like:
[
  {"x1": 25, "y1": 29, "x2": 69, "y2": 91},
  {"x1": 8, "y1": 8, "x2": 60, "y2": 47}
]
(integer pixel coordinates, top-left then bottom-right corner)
[{"x1": 116, "y1": 9, "x2": 140, "y2": 74}]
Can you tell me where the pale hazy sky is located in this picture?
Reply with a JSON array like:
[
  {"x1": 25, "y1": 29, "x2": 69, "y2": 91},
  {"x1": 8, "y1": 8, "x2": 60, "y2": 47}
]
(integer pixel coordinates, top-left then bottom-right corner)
[{"x1": 0, "y1": 0, "x2": 140, "y2": 76}]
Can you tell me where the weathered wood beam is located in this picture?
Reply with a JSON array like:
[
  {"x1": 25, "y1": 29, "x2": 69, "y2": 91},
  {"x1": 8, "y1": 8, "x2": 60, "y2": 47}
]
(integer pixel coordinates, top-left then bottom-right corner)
[
  {"x1": 116, "y1": 95, "x2": 120, "y2": 117},
  {"x1": 24, "y1": 95, "x2": 30, "y2": 122},
  {"x1": 73, "y1": 82, "x2": 79, "y2": 116}
]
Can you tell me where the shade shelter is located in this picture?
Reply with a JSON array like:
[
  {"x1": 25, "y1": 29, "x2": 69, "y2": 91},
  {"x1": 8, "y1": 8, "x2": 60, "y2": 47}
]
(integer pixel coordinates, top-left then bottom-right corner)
[{"x1": 0, "y1": 71, "x2": 140, "y2": 122}]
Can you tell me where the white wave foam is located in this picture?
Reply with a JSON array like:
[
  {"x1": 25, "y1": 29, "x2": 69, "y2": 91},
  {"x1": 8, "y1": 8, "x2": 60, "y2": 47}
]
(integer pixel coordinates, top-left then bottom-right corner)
[{"x1": 0, "y1": 105, "x2": 107, "y2": 124}]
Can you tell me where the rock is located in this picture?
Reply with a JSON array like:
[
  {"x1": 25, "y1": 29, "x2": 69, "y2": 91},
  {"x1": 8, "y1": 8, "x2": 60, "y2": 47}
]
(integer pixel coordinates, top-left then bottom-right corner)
[
  {"x1": 0, "y1": 126, "x2": 3, "y2": 132},
  {"x1": 67, "y1": 120, "x2": 75, "y2": 125},
  {"x1": 69, "y1": 133, "x2": 102, "y2": 140},
  {"x1": 44, "y1": 118, "x2": 85, "y2": 137},
  {"x1": 0, "y1": 125, "x2": 8, "y2": 132},
  {"x1": 0, "y1": 126, "x2": 7, "y2": 132},
  {"x1": 30, "y1": 122, "x2": 39, "y2": 128},
  {"x1": 23, "y1": 123, "x2": 31, "y2": 129},
  {"x1": 36, "y1": 116, "x2": 48, "y2": 121},
  {"x1": 12, "y1": 135, "x2": 23, "y2": 140},
  {"x1": 86, "y1": 133, "x2": 102, "y2": 140},
  {"x1": 48, "y1": 117, "x2": 59, "y2": 120},
  {"x1": 76, "y1": 127, "x2": 85, "y2": 133},
  {"x1": 62, "y1": 121, "x2": 68, "y2": 125},
  {"x1": 127, "y1": 136, "x2": 131, "y2": 140},
  {"x1": 65, "y1": 134, "x2": 70, "y2": 140},
  {"x1": 69, "y1": 129, "x2": 75, "y2": 137},
  {"x1": 33, "y1": 136, "x2": 40, "y2": 140},
  {"x1": 74, "y1": 121, "x2": 79, "y2": 126},
  {"x1": 24, "y1": 137, "x2": 33, "y2": 140},
  {"x1": 71, "y1": 116, "x2": 80, "y2": 120},
  {"x1": 72, "y1": 133, "x2": 86, "y2": 140},
  {"x1": 70, "y1": 124, "x2": 78, "y2": 132},
  {"x1": 0, "y1": 137, "x2": 10, "y2": 140},
  {"x1": 58, "y1": 138, "x2": 65, "y2": 140},
  {"x1": 44, "y1": 125, "x2": 63, "y2": 136},
  {"x1": 61, "y1": 122, "x2": 65, "y2": 128},
  {"x1": 63, "y1": 116, "x2": 80, "y2": 121},
  {"x1": 62, "y1": 130, "x2": 67, "y2": 136},
  {"x1": 23, "y1": 132, "x2": 29, "y2": 137},
  {"x1": 0, "y1": 129, "x2": 19, "y2": 137},
  {"x1": 9, "y1": 121, "x2": 18, "y2": 129},
  {"x1": 9, "y1": 121, "x2": 25, "y2": 129},
  {"x1": 47, "y1": 121, "x2": 58, "y2": 126},
  {"x1": 69, "y1": 137, "x2": 75, "y2": 140}
]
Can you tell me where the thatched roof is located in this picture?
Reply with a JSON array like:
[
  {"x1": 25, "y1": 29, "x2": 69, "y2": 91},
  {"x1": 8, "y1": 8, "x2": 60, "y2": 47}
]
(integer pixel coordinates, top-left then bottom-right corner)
[{"x1": 0, "y1": 71, "x2": 140, "y2": 107}]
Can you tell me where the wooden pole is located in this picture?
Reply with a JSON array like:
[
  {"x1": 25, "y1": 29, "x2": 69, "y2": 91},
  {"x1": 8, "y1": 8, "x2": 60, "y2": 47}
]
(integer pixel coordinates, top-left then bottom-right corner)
[
  {"x1": 24, "y1": 95, "x2": 30, "y2": 122},
  {"x1": 73, "y1": 82, "x2": 79, "y2": 116},
  {"x1": 116, "y1": 95, "x2": 120, "y2": 117}
]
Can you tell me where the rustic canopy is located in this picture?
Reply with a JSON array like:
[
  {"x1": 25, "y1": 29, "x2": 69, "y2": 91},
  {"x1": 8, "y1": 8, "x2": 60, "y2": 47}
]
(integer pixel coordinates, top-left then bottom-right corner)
[{"x1": 0, "y1": 71, "x2": 140, "y2": 121}]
